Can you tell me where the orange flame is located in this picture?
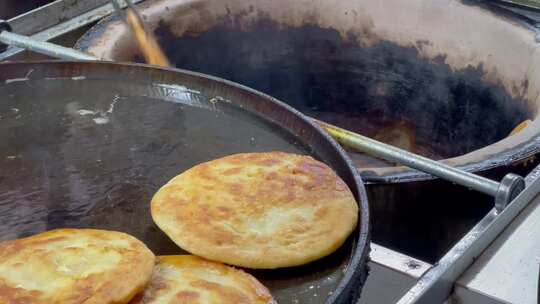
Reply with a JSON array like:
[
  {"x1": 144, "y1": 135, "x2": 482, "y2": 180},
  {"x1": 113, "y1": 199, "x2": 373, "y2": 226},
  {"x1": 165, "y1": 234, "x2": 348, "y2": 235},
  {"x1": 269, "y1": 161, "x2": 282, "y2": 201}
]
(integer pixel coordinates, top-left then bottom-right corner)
[
  {"x1": 374, "y1": 122, "x2": 416, "y2": 153},
  {"x1": 125, "y1": 9, "x2": 170, "y2": 67},
  {"x1": 509, "y1": 119, "x2": 531, "y2": 137}
]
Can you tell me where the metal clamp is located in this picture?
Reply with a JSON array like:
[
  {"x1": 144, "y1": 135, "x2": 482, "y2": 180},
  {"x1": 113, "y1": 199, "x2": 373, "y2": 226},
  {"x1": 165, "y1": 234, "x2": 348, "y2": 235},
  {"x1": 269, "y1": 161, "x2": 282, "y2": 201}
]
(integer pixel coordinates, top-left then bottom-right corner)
[{"x1": 495, "y1": 173, "x2": 525, "y2": 213}]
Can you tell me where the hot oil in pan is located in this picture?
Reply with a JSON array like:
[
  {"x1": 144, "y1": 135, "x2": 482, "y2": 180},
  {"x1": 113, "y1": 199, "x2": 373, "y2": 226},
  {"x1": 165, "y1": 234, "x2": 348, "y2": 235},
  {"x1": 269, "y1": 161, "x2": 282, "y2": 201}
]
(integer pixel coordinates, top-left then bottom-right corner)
[{"x1": 0, "y1": 78, "x2": 348, "y2": 303}]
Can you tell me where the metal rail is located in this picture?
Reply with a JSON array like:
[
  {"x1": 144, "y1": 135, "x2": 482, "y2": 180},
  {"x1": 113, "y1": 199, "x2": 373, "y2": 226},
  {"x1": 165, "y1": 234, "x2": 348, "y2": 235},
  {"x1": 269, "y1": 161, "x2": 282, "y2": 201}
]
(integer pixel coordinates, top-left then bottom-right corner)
[{"x1": 396, "y1": 162, "x2": 540, "y2": 304}]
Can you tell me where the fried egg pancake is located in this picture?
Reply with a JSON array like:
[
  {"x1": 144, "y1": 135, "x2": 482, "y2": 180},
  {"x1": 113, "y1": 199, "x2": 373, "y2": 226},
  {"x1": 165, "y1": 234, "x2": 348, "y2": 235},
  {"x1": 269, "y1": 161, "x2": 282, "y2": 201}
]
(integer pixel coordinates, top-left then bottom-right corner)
[
  {"x1": 151, "y1": 152, "x2": 358, "y2": 268},
  {"x1": 130, "y1": 255, "x2": 275, "y2": 304},
  {"x1": 0, "y1": 228, "x2": 155, "y2": 304}
]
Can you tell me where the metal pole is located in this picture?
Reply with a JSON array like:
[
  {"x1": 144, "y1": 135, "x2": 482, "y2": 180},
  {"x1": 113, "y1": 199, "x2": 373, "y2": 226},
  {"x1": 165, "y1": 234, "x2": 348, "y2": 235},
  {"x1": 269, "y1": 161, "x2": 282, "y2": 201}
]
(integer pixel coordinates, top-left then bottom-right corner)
[
  {"x1": 0, "y1": 30, "x2": 96, "y2": 60},
  {"x1": 317, "y1": 120, "x2": 501, "y2": 196}
]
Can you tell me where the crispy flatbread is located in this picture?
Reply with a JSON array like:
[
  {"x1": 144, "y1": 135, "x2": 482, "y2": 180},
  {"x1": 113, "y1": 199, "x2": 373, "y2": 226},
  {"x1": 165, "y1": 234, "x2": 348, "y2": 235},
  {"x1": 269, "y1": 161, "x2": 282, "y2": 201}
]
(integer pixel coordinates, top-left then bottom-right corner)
[
  {"x1": 130, "y1": 255, "x2": 275, "y2": 304},
  {"x1": 151, "y1": 152, "x2": 358, "y2": 268},
  {"x1": 0, "y1": 228, "x2": 155, "y2": 304}
]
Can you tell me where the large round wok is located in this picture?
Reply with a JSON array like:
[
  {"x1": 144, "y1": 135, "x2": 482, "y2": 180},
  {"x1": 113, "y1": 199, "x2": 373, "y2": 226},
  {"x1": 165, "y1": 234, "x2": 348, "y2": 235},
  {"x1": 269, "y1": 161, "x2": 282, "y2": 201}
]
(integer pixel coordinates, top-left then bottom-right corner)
[
  {"x1": 0, "y1": 61, "x2": 370, "y2": 303},
  {"x1": 76, "y1": 0, "x2": 540, "y2": 181}
]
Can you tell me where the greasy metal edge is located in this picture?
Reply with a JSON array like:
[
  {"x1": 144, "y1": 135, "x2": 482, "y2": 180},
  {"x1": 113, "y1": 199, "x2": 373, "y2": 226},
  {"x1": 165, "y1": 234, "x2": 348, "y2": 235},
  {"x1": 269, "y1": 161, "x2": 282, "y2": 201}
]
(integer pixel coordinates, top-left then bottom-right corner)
[
  {"x1": 360, "y1": 244, "x2": 432, "y2": 304},
  {"x1": 0, "y1": 60, "x2": 371, "y2": 304},
  {"x1": 464, "y1": 0, "x2": 540, "y2": 27},
  {"x1": 369, "y1": 243, "x2": 431, "y2": 280}
]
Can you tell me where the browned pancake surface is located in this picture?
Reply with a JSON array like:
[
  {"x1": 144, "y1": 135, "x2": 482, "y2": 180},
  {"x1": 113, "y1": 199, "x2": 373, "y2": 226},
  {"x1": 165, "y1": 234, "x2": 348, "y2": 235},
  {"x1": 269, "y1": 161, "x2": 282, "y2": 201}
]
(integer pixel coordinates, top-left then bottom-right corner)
[
  {"x1": 151, "y1": 152, "x2": 358, "y2": 268},
  {"x1": 130, "y1": 255, "x2": 275, "y2": 304},
  {"x1": 0, "y1": 228, "x2": 155, "y2": 304}
]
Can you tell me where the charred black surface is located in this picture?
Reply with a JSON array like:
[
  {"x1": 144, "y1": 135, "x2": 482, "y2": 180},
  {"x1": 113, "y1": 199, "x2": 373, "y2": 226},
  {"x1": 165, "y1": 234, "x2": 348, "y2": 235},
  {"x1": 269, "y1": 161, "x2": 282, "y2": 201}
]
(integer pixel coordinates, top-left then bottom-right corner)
[
  {"x1": 370, "y1": 179, "x2": 492, "y2": 263},
  {"x1": 149, "y1": 18, "x2": 531, "y2": 162}
]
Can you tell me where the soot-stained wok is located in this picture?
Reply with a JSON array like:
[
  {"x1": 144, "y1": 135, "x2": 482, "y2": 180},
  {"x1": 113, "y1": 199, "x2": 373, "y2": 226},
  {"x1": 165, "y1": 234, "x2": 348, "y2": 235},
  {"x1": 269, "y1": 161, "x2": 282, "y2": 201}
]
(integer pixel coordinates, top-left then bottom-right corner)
[{"x1": 76, "y1": 0, "x2": 540, "y2": 263}]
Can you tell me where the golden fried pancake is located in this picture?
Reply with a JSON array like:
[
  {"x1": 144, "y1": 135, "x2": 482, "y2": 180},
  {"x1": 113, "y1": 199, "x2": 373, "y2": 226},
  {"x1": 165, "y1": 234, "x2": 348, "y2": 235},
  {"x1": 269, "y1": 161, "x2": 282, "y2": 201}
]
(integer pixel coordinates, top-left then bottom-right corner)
[
  {"x1": 151, "y1": 152, "x2": 358, "y2": 268},
  {"x1": 130, "y1": 255, "x2": 275, "y2": 304},
  {"x1": 0, "y1": 228, "x2": 155, "y2": 304}
]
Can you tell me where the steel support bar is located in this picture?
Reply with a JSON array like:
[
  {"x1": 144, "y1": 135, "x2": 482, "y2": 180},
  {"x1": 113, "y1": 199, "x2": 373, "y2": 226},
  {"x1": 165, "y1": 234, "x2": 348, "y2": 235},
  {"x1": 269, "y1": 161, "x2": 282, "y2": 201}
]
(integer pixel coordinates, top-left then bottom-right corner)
[
  {"x1": 0, "y1": 30, "x2": 96, "y2": 60},
  {"x1": 396, "y1": 163, "x2": 540, "y2": 304},
  {"x1": 317, "y1": 120, "x2": 525, "y2": 208}
]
